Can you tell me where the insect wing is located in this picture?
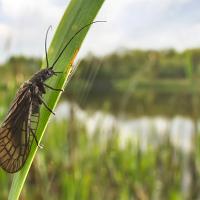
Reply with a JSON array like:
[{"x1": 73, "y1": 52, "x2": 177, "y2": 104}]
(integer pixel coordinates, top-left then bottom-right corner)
[{"x1": 0, "y1": 84, "x2": 37, "y2": 173}]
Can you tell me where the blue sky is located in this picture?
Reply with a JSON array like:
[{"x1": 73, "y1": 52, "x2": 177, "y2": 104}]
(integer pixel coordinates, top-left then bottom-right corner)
[{"x1": 0, "y1": 0, "x2": 200, "y2": 63}]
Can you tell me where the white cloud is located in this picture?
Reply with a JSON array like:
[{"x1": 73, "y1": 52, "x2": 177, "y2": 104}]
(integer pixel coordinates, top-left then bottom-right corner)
[
  {"x1": 0, "y1": 24, "x2": 11, "y2": 39},
  {"x1": 81, "y1": 0, "x2": 197, "y2": 56},
  {"x1": 0, "y1": 0, "x2": 199, "y2": 63},
  {"x1": 1, "y1": 0, "x2": 63, "y2": 20},
  {"x1": 0, "y1": 0, "x2": 67, "y2": 62}
]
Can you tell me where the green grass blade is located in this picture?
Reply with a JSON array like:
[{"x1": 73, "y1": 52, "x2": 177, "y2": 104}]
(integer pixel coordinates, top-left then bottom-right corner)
[{"x1": 8, "y1": 0, "x2": 105, "y2": 199}]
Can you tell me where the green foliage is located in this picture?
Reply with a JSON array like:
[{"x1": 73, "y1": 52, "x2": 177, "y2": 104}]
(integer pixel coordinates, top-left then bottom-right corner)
[
  {"x1": 2, "y1": 48, "x2": 200, "y2": 117},
  {"x1": 67, "y1": 49, "x2": 200, "y2": 116},
  {"x1": 1, "y1": 112, "x2": 199, "y2": 199}
]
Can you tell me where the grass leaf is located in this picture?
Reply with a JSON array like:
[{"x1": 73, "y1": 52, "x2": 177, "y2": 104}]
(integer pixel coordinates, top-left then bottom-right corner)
[{"x1": 8, "y1": 0, "x2": 105, "y2": 199}]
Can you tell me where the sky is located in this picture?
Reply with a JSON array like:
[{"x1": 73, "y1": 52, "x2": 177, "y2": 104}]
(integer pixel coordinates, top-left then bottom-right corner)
[{"x1": 0, "y1": 0, "x2": 200, "y2": 63}]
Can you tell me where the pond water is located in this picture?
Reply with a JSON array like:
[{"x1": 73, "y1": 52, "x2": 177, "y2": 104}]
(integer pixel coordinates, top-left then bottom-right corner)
[{"x1": 55, "y1": 101, "x2": 196, "y2": 152}]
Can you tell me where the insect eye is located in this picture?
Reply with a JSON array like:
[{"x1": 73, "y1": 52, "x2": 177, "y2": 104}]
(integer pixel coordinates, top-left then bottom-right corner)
[{"x1": 47, "y1": 70, "x2": 51, "y2": 76}]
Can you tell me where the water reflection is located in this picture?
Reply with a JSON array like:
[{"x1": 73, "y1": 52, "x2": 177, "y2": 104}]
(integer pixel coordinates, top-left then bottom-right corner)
[{"x1": 55, "y1": 101, "x2": 195, "y2": 152}]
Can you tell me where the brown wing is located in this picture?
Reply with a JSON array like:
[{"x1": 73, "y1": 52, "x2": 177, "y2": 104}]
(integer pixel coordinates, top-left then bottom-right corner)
[{"x1": 0, "y1": 84, "x2": 39, "y2": 173}]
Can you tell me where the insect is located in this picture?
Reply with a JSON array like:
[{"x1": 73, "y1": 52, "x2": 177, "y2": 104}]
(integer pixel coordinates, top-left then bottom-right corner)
[{"x1": 0, "y1": 21, "x2": 105, "y2": 173}]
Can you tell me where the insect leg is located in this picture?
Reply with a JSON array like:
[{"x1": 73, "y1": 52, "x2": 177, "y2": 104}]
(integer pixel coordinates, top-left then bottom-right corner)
[
  {"x1": 38, "y1": 96, "x2": 55, "y2": 115},
  {"x1": 54, "y1": 71, "x2": 63, "y2": 74},
  {"x1": 43, "y1": 83, "x2": 63, "y2": 92},
  {"x1": 30, "y1": 129, "x2": 43, "y2": 149}
]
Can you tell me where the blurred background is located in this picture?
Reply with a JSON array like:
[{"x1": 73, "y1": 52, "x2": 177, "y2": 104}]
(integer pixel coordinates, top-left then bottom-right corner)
[{"x1": 1, "y1": 0, "x2": 200, "y2": 199}]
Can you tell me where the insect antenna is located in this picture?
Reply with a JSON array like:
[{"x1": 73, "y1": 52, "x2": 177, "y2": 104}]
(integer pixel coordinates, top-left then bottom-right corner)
[
  {"x1": 50, "y1": 20, "x2": 106, "y2": 69},
  {"x1": 45, "y1": 25, "x2": 52, "y2": 68}
]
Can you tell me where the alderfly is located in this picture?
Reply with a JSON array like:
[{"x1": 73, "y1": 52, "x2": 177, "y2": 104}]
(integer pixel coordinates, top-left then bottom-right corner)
[{"x1": 0, "y1": 21, "x2": 105, "y2": 173}]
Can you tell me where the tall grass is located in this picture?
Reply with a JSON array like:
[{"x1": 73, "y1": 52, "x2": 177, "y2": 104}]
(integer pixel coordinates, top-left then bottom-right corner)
[{"x1": 4, "y1": 107, "x2": 199, "y2": 199}]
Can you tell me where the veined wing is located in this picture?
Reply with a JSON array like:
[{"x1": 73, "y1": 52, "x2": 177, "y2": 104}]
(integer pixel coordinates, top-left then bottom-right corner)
[{"x1": 0, "y1": 84, "x2": 39, "y2": 173}]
